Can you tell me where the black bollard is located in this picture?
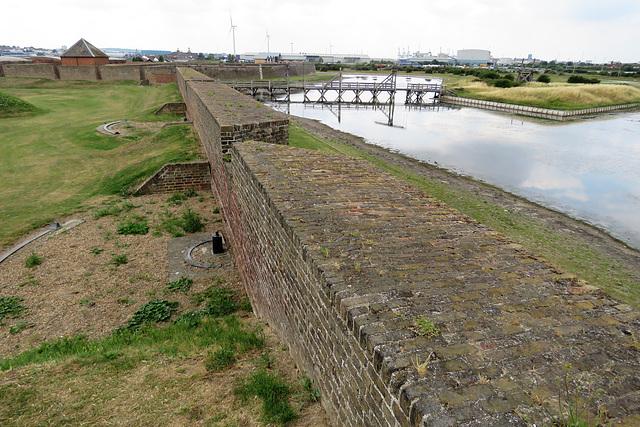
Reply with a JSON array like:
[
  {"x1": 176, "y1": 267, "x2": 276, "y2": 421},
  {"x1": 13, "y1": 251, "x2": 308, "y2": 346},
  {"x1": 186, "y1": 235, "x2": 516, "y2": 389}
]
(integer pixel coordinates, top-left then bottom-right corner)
[{"x1": 212, "y1": 231, "x2": 224, "y2": 254}]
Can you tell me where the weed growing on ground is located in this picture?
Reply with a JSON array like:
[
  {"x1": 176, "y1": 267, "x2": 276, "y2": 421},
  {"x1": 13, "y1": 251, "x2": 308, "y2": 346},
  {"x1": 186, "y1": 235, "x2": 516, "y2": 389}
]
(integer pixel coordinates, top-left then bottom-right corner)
[
  {"x1": 298, "y1": 375, "x2": 321, "y2": 403},
  {"x1": 117, "y1": 216, "x2": 149, "y2": 235},
  {"x1": 166, "y1": 277, "x2": 193, "y2": 293},
  {"x1": 0, "y1": 296, "x2": 27, "y2": 321},
  {"x1": 24, "y1": 251, "x2": 42, "y2": 269},
  {"x1": 93, "y1": 200, "x2": 137, "y2": 219},
  {"x1": 120, "y1": 299, "x2": 179, "y2": 331},
  {"x1": 9, "y1": 320, "x2": 35, "y2": 334},
  {"x1": 204, "y1": 344, "x2": 237, "y2": 372},
  {"x1": 414, "y1": 316, "x2": 440, "y2": 338},
  {"x1": 90, "y1": 248, "x2": 104, "y2": 255},
  {"x1": 110, "y1": 254, "x2": 129, "y2": 266},
  {"x1": 181, "y1": 208, "x2": 204, "y2": 233},
  {"x1": 545, "y1": 363, "x2": 605, "y2": 426},
  {"x1": 234, "y1": 369, "x2": 298, "y2": 425}
]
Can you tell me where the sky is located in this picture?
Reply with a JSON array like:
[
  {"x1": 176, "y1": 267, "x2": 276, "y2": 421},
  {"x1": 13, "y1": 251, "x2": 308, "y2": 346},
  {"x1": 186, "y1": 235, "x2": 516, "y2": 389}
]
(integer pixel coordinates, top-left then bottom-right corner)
[{"x1": 3, "y1": 0, "x2": 639, "y2": 63}]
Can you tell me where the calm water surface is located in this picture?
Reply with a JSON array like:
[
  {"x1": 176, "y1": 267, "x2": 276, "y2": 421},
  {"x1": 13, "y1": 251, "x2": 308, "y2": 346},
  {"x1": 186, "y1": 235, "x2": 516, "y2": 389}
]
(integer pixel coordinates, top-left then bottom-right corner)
[{"x1": 271, "y1": 75, "x2": 640, "y2": 250}]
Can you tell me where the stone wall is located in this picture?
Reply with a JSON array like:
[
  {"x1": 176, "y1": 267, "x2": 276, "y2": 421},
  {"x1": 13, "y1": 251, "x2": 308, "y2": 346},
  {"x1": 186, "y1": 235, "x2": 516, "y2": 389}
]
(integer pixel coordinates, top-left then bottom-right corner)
[
  {"x1": 190, "y1": 62, "x2": 316, "y2": 80},
  {"x1": 178, "y1": 65, "x2": 640, "y2": 426},
  {"x1": 58, "y1": 65, "x2": 99, "y2": 81},
  {"x1": 100, "y1": 64, "x2": 142, "y2": 81},
  {"x1": 1, "y1": 63, "x2": 58, "y2": 79},
  {"x1": 0, "y1": 62, "x2": 315, "y2": 84},
  {"x1": 177, "y1": 67, "x2": 289, "y2": 151},
  {"x1": 134, "y1": 161, "x2": 211, "y2": 195}
]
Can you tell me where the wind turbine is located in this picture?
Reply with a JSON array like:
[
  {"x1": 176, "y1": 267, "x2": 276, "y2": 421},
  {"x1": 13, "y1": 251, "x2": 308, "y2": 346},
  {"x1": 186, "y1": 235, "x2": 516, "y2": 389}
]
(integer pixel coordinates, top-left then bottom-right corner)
[
  {"x1": 228, "y1": 15, "x2": 237, "y2": 60},
  {"x1": 265, "y1": 28, "x2": 271, "y2": 53}
]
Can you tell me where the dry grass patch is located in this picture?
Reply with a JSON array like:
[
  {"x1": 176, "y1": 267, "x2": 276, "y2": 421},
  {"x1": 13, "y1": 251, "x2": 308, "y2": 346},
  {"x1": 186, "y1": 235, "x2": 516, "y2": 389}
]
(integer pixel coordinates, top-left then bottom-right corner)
[{"x1": 455, "y1": 81, "x2": 640, "y2": 109}]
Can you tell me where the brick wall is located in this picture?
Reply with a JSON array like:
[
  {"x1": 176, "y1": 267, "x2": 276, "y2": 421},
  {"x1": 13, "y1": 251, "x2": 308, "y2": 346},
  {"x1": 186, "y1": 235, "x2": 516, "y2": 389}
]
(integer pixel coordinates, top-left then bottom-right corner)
[
  {"x1": 1, "y1": 63, "x2": 58, "y2": 79},
  {"x1": 134, "y1": 161, "x2": 211, "y2": 195},
  {"x1": 177, "y1": 65, "x2": 640, "y2": 426},
  {"x1": 58, "y1": 65, "x2": 99, "y2": 81}
]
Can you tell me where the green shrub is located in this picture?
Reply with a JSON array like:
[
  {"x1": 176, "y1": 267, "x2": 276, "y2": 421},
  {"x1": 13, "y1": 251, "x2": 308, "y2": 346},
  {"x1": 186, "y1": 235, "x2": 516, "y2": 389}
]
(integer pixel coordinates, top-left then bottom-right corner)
[
  {"x1": 537, "y1": 74, "x2": 551, "y2": 83},
  {"x1": 567, "y1": 75, "x2": 600, "y2": 84}
]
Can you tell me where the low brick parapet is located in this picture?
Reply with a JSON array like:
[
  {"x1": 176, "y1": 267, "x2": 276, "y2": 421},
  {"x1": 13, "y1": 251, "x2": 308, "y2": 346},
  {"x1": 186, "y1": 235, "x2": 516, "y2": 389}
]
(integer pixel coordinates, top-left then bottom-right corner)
[
  {"x1": 223, "y1": 141, "x2": 640, "y2": 426},
  {"x1": 134, "y1": 161, "x2": 211, "y2": 195}
]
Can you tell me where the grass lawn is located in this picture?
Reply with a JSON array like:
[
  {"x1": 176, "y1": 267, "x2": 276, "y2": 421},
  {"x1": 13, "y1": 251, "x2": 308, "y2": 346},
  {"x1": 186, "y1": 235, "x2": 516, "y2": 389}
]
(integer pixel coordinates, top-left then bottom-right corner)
[{"x1": 0, "y1": 78, "x2": 202, "y2": 248}]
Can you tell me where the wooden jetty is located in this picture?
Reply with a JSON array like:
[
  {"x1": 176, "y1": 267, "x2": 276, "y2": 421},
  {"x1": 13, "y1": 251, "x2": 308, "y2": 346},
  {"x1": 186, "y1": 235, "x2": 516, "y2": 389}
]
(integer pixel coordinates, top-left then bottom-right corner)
[{"x1": 226, "y1": 68, "x2": 443, "y2": 106}]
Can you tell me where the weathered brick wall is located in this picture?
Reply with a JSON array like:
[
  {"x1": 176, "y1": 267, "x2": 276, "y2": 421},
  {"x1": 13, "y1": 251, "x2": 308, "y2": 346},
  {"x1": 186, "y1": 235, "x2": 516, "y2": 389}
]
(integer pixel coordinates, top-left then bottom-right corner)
[
  {"x1": 177, "y1": 67, "x2": 289, "y2": 150},
  {"x1": 221, "y1": 142, "x2": 640, "y2": 426},
  {"x1": 134, "y1": 161, "x2": 211, "y2": 195},
  {"x1": 177, "y1": 66, "x2": 640, "y2": 426},
  {"x1": 58, "y1": 65, "x2": 99, "y2": 81},
  {"x1": 143, "y1": 65, "x2": 177, "y2": 84},
  {"x1": 189, "y1": 62, "x2": 315, "y2": 80},
  {"x1": 100, "y1": 64, "x2": 142, "y2": 81},
  {"x1": 1, "y1": 63, "x2": 58, "y2": 79}
]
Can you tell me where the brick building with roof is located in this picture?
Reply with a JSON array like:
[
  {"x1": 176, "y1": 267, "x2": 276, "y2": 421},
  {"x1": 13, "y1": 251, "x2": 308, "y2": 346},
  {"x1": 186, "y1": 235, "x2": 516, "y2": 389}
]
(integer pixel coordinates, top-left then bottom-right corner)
[{"x1": 61, "y1": 39, "x2": 110, "y2": 66}]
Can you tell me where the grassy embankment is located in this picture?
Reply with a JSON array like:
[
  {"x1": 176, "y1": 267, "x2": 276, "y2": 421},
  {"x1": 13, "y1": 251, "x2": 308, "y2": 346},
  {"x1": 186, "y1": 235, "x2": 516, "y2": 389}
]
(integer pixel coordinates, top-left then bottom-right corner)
[
  {"x1": 451, "y1": 80, "x2": 640, "y2": 110},
  {"x1": 289, "y1": 125, "x2": 640, "y2": 310},
  {"x1": 0, "y1": 78, "x2": 202, "y2": 248}
]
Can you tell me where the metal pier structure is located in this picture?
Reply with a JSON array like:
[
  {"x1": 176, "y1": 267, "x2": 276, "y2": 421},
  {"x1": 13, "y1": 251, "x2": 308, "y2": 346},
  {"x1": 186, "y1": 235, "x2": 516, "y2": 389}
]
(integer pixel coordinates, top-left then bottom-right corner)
[{"x1": 226, "y1": 68, "x2": 443, "y2": 106}]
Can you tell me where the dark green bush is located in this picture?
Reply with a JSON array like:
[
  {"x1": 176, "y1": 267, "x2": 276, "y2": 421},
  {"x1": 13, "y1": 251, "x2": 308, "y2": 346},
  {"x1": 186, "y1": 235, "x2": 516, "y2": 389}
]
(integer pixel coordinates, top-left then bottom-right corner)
[
  {"x1": 537, "y1": 74, "x2": 551, "y2": 83},
  {"x1": 567, "y1": 75, "x2": 600, "y2": 84}
]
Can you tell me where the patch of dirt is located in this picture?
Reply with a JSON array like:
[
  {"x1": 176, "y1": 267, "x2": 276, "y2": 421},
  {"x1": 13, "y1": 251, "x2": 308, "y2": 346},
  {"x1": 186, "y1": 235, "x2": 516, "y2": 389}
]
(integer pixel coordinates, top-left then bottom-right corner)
[
  {"x1": 0, "y1": 191, "x2": 329, "y2": 426},
  {"x1": 292, "y1": 116, "x2": 640, "y2": 281}
]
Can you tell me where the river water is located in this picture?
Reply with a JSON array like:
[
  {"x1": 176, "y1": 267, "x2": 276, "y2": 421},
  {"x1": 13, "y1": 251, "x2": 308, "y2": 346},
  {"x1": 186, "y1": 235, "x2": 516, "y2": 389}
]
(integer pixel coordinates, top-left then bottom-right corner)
[{"x1": 270, "y1": 74, "x2": 640, "y2": 251}]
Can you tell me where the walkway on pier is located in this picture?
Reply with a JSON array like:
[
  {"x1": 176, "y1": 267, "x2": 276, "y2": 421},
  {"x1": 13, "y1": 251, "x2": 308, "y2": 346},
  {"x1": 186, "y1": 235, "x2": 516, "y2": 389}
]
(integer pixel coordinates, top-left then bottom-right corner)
[{"x1": 227, "y1": 69, "x2": 443, "y2": 105}]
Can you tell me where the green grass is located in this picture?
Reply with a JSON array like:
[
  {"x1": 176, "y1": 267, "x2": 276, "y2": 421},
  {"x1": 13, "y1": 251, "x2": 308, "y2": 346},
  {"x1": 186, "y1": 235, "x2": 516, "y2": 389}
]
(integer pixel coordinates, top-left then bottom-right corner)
[
  {"x1": 0, "y1": 78, "x2": 201, "y2": 248},
  {"x1": 0, "y1": 90, "x2": 42, "y2": 118},
  {"x1": 289, "y1": 124, "x2": 640, "y2": 309}
]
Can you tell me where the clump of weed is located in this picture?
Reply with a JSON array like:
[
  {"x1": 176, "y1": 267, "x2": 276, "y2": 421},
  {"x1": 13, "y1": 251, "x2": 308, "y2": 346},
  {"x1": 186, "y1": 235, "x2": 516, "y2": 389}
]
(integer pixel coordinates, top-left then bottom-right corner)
[
  {"x1": 414, "y1": 315, "x2": 440, "y2": 338},
  {"x1": 166, "y1": 190, "x2": 198, "y2": 206},
  {"x1": 120, "y1": 299, "x2": 179, "y2": 331},
  {"x1": 204, "y1": 344, "x2": 237, "y2": 372},
  {"x1": 0, "y1": 296, "x2": 27, "y2": 321},
  {"x1": 111, "y1": 254, "x2": 129, "y2": 266},
  {"x1": 167, "y1": 277, "x2": 193, "y2": 293},
  {"x1": 181, "y1": 209, "x2": 204, "y2": 233},
  {"x1": 298, "y1": 375, "x2": 321, "y2": 403},
  {"x1": 234, "y1": 369, "x2": 298, "y2": 424},
  {"x1": 117, "y1": 217, "x2": 149, "y2": 235},
  {"x1": 159, "y1": 210, "x2": 185, "y2": 237},
  {"x1": 9, "y1": 320, "x2": 35, "y2": 334},
  {"x1": 24, "y1": 251, "x2": 42, "y2": 269},
  {"x1": 93, "y1": 200, "x2": 137, "y2": 219},
  {"x1": 90, "y1": 248, "x2": 104, "y2": 255}
]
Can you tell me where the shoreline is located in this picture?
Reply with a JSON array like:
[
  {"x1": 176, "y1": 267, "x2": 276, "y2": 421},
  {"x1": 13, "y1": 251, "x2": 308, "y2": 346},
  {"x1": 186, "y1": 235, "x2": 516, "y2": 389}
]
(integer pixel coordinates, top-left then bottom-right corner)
[{"x1": 291, "y1": 115, "x2": 640, "y2": 308}]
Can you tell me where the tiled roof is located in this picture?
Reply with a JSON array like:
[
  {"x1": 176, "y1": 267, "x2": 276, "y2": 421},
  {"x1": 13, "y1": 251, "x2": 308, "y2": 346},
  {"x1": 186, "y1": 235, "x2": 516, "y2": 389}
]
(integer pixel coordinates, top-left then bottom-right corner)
[{"x1": 61, "y1": 39, "x2": 108, "y2": 58}]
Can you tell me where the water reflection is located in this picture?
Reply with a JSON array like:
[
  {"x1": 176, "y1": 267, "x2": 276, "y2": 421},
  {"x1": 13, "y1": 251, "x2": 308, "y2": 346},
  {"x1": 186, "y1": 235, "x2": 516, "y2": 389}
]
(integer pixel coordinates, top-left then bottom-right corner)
[{"x1": 270, "y1": 75, "x2": 640, "y2": 250}]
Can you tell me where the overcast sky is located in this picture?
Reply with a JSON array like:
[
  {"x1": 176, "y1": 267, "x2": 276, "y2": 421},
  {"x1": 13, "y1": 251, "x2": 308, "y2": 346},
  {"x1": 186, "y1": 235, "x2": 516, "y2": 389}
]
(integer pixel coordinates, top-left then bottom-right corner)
[{"x1": 3, "y1": 0, "x2": 639, "y2": 62}]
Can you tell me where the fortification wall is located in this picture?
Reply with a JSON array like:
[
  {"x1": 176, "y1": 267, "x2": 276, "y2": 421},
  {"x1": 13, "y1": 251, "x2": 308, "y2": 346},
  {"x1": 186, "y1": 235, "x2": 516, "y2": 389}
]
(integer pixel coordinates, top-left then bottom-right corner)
[
  {"x1": 178, "y1": 66, "x2": 640, "y2": 426},
  {"x1": 1, "y1": 63, "x2": 58, "y2": 79},
  {"x1": 190, "y1": 62, "x2": 315, "y2": 80},
  {"x1": 100, "y1": 64, "x2": 142, "y2": 81},
  {"x1": 134, "y1": 161, "x2": 211, "y2": 195},
  {"x1": 58, "y1": 65, "x2": 99, "y2": 81},
  {"x1": 143, "y1": 65, "x2": 177, "y2": 84},
  {"x1": 0, "y1": 62, "x2": 314, "y2": 83}
]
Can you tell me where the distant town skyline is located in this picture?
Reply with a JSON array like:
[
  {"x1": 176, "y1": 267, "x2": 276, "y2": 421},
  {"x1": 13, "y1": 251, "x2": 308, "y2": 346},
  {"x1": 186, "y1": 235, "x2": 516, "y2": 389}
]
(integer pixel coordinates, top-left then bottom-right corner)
[{"x1": 3, "y1": 0, "x2": 639, "y2": 63}]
